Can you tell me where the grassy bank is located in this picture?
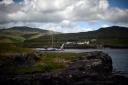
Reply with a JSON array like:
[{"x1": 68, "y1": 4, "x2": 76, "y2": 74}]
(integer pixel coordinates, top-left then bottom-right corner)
[
  {"x1": 0, "y1": 45, "x2": 84, "y2": 75},
  {"x1": 0, "y1": 43, "x2": 34, "y2": 55}
]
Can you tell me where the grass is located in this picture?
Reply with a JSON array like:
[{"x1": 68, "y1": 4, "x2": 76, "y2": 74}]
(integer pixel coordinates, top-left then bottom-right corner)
[
  {"x1": 0, "y1": 43, "x2": 34, "y2": 56},
  {"x1": 0, "y1": 62, "x2": 65, "y2": 74},
  {"x1": 40, "y1": 52, "x2": 79, "y2": 60},
  {"x1": 0, "y1": 51, "x2": 83, "y2": 75},
  {"x1": 96, "y1": 39, "x2": 128, "y2": 47},
  {"x1": 0, "y1": 35, "x2": 25, "y2": 43}
]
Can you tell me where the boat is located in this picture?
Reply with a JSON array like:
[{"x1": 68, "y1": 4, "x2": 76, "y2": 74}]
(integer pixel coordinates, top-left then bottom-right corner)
[
  {"x1": 35, "y1": 44, "x2": 64, "y2": 51},
  {"x1": 35, "y1": 35, "x2": 65, "y2": 51}
]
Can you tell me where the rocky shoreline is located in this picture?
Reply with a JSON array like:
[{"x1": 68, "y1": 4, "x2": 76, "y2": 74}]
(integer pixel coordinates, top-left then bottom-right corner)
[{"x1": 0, "y1": 51, "x2": 128, "y2": 85}]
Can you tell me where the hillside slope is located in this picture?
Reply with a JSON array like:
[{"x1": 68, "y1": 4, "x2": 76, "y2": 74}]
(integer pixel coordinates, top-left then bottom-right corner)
[
  {"x1": 0, "y1": 26, "x2": 59, "y2": 43},
  {"x1": 24, "y1": 26, "x2": 128, "y2": 48},
  {"x1": 53, "y1": 26, "x2": 128, "y2": 40}
]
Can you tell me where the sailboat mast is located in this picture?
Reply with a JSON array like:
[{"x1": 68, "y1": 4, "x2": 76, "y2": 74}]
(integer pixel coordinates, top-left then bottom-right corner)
[{"x1": 52, "y1": 35, "x2": 54, "y2": 48}]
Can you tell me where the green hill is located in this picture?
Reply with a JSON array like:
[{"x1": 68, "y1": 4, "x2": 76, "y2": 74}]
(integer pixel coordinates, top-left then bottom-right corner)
[
  {"x1": 23, "y1": 26, "x2": 128, "y2": 48},
  {"x1": 0, "y1": 26, "x2": 128, "y2": 48},
  {"x1": 0, "y1": 26, "x2": 59, "y2": 43},
  {"x1": 0, "y1": 35, "x2": 25, "y2": 43},
  {"x1": 52, "y1": 26, "x2": 128, "y2": 40},
  {"x1": 1, "y1": 26, "x2": 53, "y2": 34}
]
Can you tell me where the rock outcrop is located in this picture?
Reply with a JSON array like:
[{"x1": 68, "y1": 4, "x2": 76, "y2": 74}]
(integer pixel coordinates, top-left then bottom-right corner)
[{"x1": 0, "y1": 51, "x2": 127, "y2": 85}]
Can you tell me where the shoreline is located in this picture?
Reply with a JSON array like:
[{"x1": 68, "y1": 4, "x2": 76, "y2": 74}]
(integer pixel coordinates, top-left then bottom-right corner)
[{"x1": 31, "y1": 47, "x2": 128, "y2": 49}]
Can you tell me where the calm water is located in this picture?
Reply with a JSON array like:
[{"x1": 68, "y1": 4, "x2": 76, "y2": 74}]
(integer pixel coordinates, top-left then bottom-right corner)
[
  {"x1": 36, "y1": 48, "x2": 128, "y2": 77},
  {"x1": 64, "y1": 49, "x2": 128, "y2": 77}
]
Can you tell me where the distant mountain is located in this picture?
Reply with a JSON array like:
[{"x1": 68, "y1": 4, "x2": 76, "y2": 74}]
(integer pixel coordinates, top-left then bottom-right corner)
[
  {"x1": 95, "y1": 26, "x2": 128, "y2": 39},
  {"x1": 9, "y1": 26, "x2": 53, "y2": 32},
  {"x1": 47, "y1": 26, "x2": 128, "y2": 40},
  {"x1": 1, "y1": 26, "x2": 128, "y2": 48},
  {"x1": 1, "y1": 26, "x2": 58, "y2": 34},
  {"x1": 0, "y1": 26, "x2": 59, "y2": 42},
  {"x1": 23, "y1": 26, "x2": 128, "y2": 48}
]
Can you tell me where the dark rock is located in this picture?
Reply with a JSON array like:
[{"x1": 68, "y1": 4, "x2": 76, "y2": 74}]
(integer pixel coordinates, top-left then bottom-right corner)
[{"x1": 0, "y1": 51, "x2": 128, "y2": 85}]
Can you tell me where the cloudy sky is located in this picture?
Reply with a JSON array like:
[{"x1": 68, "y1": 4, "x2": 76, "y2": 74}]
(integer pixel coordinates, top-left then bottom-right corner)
[{"x1": 0, "y1": 0, "x2": 128, "y2": 33}]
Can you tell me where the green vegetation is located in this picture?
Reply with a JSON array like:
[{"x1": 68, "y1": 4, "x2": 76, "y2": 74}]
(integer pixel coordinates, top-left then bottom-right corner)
[
  {"x1": 0, "y1": 62, "x2": 65, "y2": 74},
  {"x1": 23, "y1": 26, "x2": 128, "y2": 48},
  {"x1": 0, "y1": 43, "x2": 34, "y2": 55},
  {"x1": 96, "y1": 39, "x2": 128, "y2": 48},
  {"x1": 1, "y1": 26, "x2": 128, "y2": 48},
  {"x1": 0, "y1": 35, "x2": 25, "y2": 43},
  {"x1": 0, "y1": 26, "x2": 59, "y2": 44},
  {"x1": 0, "y1": 41, "x2": 82, "y2": 75}
]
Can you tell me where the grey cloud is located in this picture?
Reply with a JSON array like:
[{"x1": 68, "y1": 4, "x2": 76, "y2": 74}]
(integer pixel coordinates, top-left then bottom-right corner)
[
  {"x1": 104, "y1": 8, "x2": 128, "y2": 23},
  {"x1": 0, "y1": 0, "x2": 127, "y2": 27}
]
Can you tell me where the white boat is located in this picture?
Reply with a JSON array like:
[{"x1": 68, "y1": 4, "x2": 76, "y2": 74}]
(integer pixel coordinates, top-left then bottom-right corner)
[
  {"x1": 35, "y1": 44, "x2": 64, "y2": 51},
  {"x1": 35, "y1": 35, "x2": 65, "y2": 51},
  {"x1": 39, "y1": 43, "x2": 64, "y2": 51}
]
